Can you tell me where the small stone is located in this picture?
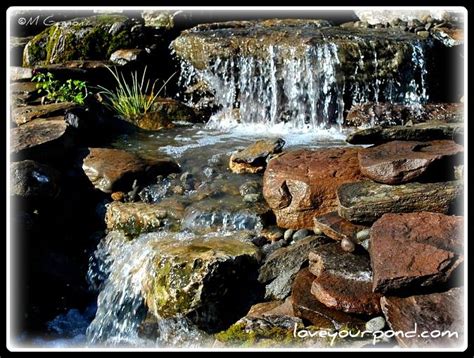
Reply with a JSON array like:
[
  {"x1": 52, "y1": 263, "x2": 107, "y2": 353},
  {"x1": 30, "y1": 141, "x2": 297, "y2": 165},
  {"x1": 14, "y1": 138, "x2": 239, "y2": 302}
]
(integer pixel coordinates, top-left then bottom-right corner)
[
  {"x1": 251, "y1": 236, "x2": 268, "y2": 248},
  {"x1": 229, "y1": 138, "x2": 285, "y2": 174},
  {"x1": 360, "y1": 239, "x2": 370, "y2": 252},
  {"x1": 341, "y1": 237, "x2": 356, "y2": 252},
  {"x1": 243, "y1": 193, "x2": 261, "y2": 203},
  {"x1": 283, "y1": 229, "x2": 295, "y2": 242},
  {"x1": 454, "y1": 165, "x2": 463, "y2": 180},
  {"x1": 261, "y1": 226, "x2": 284, "y2": 242},
  {"x1": 180, "y1": 172, "x2": 195, "y2": 189},
  {"x1": 416, "y1": 30, "x2": 430, "y2": 38},
  {"x1": 172, "y1": 185, "x2": 185, "y2": 195},
  {"x1": 239, "y1": 181, "x2": 261, "y2": 196},
  {"x1": 292, "y1": 229, "x2": 310, "y2": 242},
  {"x1": 261, "y1": 239, "x2": 287, "y2": 258},
  {"x1": 111, "y1": 191, "x2": 125, "y2": 201},
  {"x1": 365, "y1": 317, "x2": 386, "y2": 332},
  {"x1": 356, "y1": 229, "x2": 371, "y2": 242}
]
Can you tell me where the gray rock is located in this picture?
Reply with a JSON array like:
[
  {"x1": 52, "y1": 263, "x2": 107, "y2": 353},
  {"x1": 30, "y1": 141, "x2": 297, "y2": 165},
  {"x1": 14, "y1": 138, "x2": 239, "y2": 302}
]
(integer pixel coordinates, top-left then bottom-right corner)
[
  {"x1": 356, "y1": 229, "x2": 371, "y2": 242},
  {"x1": 258, "y1": 235, "x2": 330, "y2": 300},
  {"x1": 243, "y1": 193, "x2": 261, "y2": 203},
  {"x1": 283, "y1": 229, "x2": 295, "y2": 242},
  {"x1": 365, "y1": 316, "x2": 386, "y2": 332},
  {"x1": 11, "y1": 160, "x2": 61, "y2": 201},
  {"x1": 337, "y1": 180, "x2": 463, "y2": 224},
  {"x1": 292, "y1": 229, "x2": 311, "y2": 242},
  {"x1": 239, "y1": 180, "x2": 262, "y2": 196}
]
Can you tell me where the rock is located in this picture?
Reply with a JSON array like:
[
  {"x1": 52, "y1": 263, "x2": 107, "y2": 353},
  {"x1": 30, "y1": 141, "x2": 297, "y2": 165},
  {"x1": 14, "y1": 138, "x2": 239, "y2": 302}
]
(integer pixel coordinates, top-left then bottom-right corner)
[
  {"x1": 141, "y1": 10, "x2": 175, "y2": 29},
  {"x1": 380, "y1": 287, "x2": 463, "y2": 348},
  {"x1": 431, "y1": 27, "x2": 464, "y2": 47},
  {"x1": 345, "y1": 103, "x2": 463, "y2": 128},
  {"x1": 11, "y1": 82, "x2": 41, "y2": 106},
  {"x1": 23, "y1": 15, "x2": 146, "y2": 66},
  {"x1": 346, "y1": 122, "x2": 463, "y2": 145},
  {"x1": 258, "y1": 236, "x2": 330, "y2": 300},
  {"x1": 239, "y1": 181, "x2": 262, "y2": 196},
  {"x1": 337, "y1": 180, "x2": 463, "y2": 223},
  {"x1": 292, "y1": 229, "x2": 311, "y2": 242},
  {"x1": 291, "y1": 268, "x2": 365, "y2": 330},
  {"x1": 454, "y1": 165, "x2": 463, "y2": 180},
  {"x1": 263, "y1": 148, "x2": 363, "y2": 229},
  {"x1": 132, "y1": 98, "x2": 200, "y2": 130},
  {"x1": 32, "y1": 61, "x2": 115, "y2": 85},
  {"x1": 416, "y1": 30, "x2": 430, "y2": 39},
  {"x1": 247, "y1": 301, "x2": 284, "y2": 317},
  {"x1": 111, "y1": 191, "x2": 125, "y2": 201},
  {"x1": 356, "y1": 229, "x2": 371, "y2": 242},
  {"x1": 243, "y1": 194, "x2": 260, "y2": 203},
  {"x1": 313, "y1": 211, "x2": 368, "y2": 242},
  {"x1": 358, "y1": 140, "x2": 463, "y2": 184},
  {"x1": 143, "y1": 237, "x2": 260, "y2": 332},
  {"x1": 360, "y1": 239, "x2": 370, "y2": 252},
  {"x1": 283, "y1": 229, "x2": 295, "y2": 242},
  {"x1": 11, "y1": 102, "x2": 77, "y2": 126},
  {"x1": 82, "y1": 148, "x2": 180, "y2": 193},
  {"x1": 365, "y1": 316, "x2": 386, "y2": 332},
  {"x1": 10, "y1": 36, "x2": 34, "y2": 66},
  {"x1": 10, "y1": 160, "x2": 60, "y2": 201},
  {"x1": 355, "y1": 10, "x2": 453, "y2": 25},
  {"x1": 105, "y1": 200, "x2": 186, "y2": 235},
  {"x1": 261, "y1": 239, "x2": 287, "y2": 258},
  {"x1": 10, "y1": 117, "x2": 72, "y2": 157},
  {"x1": 340, "y1": 238, "x2": 356, "y2": 252},
  {"x1": 260, "y1": 226, "x2": 284, "y2": 242},
  {"x1": 229, "y1": 138, "x2": 285, "y2": 174},
  {"x1": 109, "y1": 48, "x2": 146, "y2": 65},
  {"x1": 308, "y1": 243, "x2": 382, "y2": 315},
  {"x1": 371, "y1": 212, "x2": 463, "y2": 294},
  {"x1": 10, "y1": 66, "x2": 33, "y2": 82}
]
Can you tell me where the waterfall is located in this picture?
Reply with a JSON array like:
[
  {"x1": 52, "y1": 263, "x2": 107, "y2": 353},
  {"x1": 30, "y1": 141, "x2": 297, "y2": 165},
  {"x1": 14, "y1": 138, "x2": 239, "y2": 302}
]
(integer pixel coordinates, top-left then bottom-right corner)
[{"x1": 177, "y1": 38, "x2": 430, "y2": 132}]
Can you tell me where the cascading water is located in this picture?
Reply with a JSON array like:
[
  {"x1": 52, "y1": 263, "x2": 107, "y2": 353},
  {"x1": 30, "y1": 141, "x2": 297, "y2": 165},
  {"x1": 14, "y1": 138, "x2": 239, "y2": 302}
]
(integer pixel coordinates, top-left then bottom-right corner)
[{"x1": 176, "y1": 28, "x2": 430, "y2": 132}]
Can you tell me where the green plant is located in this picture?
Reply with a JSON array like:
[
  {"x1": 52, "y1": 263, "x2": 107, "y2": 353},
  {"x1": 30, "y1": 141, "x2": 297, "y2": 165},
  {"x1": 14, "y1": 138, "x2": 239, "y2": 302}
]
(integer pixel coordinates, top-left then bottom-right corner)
[
  {"x1": 32, "y1": 72, "x2": 88, "y2": 105},
  {"x1": 98, "y1": 66, "x2": 176, "y2": 120}
]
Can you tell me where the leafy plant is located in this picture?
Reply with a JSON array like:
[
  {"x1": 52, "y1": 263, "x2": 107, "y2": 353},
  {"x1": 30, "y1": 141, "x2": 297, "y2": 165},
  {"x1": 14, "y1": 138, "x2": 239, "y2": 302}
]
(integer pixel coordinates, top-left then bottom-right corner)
[
  {"x1": 32, "y1": 72, "x2": 88, "y2": 105},
  {"x1": 98, "y1": 66, "x2": 176, "y2": 120}
]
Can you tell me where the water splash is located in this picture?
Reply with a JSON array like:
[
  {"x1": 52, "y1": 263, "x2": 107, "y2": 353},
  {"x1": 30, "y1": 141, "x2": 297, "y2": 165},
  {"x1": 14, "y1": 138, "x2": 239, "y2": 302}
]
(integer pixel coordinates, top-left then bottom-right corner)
[{"x1": 178, "y1": 39, "x2": 429, "y2": 132}]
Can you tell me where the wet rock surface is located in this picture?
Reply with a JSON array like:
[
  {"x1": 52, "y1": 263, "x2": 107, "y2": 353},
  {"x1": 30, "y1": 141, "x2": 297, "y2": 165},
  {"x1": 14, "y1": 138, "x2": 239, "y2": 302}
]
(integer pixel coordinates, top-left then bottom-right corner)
[
  {"x1": 346, "y1": 121, "x2": 463, "y2": 144},
  {"x1": 308, "y1": 243, "x2": 381, "y2": 315},
  {"x1": 381, "y1": 287, "x2": 463, "y2": 348},
  {"x1": 313, "y1": 211, "x2": 368, "y2": 242},
  {"x1": 358, "y1": 140, "x2": 463, "y2": 184},
  {"x1": 82, "y1": 148, "x2": 180, "y2": 193},
  {"x1": 345, "y1": 102, "x2": 463, "y2": 127},
  {"x1": 229, "y1": 138, "x2": 285, "y2": 174},
  {"x1": 258, "y1": 236, "x2": 330, "y2": 300},
  {"x1": 337, "y1": 180, "x2": 463, "y2": 223},
  {"x1": 291, "y1": 268, "x2": 365, "y2": 330},
  {"x1": 371, "y1": 212, "x2": 463, "y2": 294},
  {"x1": 12, "y1": 102, "x2": 77, "y2": 126},
  {"x1": 144, "y1": 237, "x2": 261, "y2": 332},
  {"x1": 263, "y1": 147, "x2": 363, "y2": 229}
]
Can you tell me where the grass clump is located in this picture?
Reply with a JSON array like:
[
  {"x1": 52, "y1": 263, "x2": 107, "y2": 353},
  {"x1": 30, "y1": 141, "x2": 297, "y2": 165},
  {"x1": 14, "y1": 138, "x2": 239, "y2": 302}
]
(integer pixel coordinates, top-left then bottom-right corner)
[{"x1": 98, "y1": 66, "x2": 176, "y2": 121}]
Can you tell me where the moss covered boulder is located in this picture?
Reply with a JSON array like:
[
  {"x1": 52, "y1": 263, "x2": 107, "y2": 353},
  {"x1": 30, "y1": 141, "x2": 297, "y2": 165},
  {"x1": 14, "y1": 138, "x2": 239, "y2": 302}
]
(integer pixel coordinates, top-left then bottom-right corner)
[
  {"x1": 143, "y1": 237, "x2": 261, "y2": 332},
  {"x1": 23, "y1": 15, "x2": 146, "y2": 66}
]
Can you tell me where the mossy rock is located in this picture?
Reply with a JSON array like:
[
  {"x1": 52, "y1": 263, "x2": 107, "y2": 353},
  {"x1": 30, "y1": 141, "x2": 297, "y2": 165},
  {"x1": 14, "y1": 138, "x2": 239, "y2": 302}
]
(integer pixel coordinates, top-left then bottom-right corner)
[
  {"x1": 143, "y1": 236, "x2": 261, "y2": 332},
  {"x1": 23, "y1": 15, "x2": 146, "y2": 66}
]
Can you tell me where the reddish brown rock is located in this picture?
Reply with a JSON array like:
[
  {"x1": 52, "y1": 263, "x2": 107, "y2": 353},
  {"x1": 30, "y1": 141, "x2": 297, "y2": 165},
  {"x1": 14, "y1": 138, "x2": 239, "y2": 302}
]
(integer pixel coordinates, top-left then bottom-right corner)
[
  {"x1": 291, "y1": 268, "x2": 365, "y2": 330},
  {"x1": 358, "y1": 140, "x2": 463, "y2": 184},
  {"x1": 371, "y1": 212, "x2": 463, "y2": 294},
  {"x1": 230, "y1": 138, "x2": 285, "y2": 174},
  {"x1": 308, "y1": 243, "x2": 382, "y2": 315},
  {"x1": 263, "y1": 147, "x2": 363, "y2": 229},
  {"x1": 313, "y1": 211, "x2": 368, "y2": 242},
  {"x1": 82, "y1": 148, "x2": 180, "y2": 193},
  {"x1": 246, "y1": 299, "x2": 296, "y2": 318},
  {"x1": 381, "y1": 287, "x2": 464, "y2": 348}
]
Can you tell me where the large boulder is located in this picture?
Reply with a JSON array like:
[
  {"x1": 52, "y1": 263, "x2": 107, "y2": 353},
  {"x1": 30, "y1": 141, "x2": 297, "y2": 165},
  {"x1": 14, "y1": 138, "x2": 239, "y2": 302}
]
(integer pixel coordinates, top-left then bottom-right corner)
[
  {"x1": 337, "y1": 180, "x2": 463, "y2": 223},
  {"x1": 381, "y1": 287, "x2": 463, "y2": 348},
  {"x1": 10, "y1": 160, "x2": 61, "y2": 201},
  {"x1": 309, "y1": 243, "x2": 382, "y2": 315},
  {"x1": 11, "y1": 102, "x2": 77, "y2": 126},
  {"x1": 263, "y1": 148, "x2": 363, "y2": 229},
  {"x1": 23, "y1": 15, "x2": 147, "y2": 66},
  {"x1": 143, "y1": 237, "x2": 261, "y2": 332},
  {"x1": 82, "y1": 147, "x2": 180, "y2": 193},
  {"x1": 370, "y1": 212, "x2": 463, "y2": 294},
  {"x1": 358, "y1": 140, "x2": 463, "y2": 184}
]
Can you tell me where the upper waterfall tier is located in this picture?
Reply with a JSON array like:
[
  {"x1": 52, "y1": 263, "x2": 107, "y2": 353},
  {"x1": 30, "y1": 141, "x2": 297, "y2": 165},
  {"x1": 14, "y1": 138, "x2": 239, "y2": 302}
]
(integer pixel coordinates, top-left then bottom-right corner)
[{"x1": 172, "y1": 19, "x2": 431, "y2": 130}]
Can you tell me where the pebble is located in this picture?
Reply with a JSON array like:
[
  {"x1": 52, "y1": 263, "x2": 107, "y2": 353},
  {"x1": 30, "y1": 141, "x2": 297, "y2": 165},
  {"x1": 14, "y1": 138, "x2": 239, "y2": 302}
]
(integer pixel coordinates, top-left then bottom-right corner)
[
  {"x1": 172, "y1": 185, "x2": 185, "y2": 195},
  {"x1": 251, "y1": 236, "x2": 268, "y2": 248},
  {"x1": 341, "y1": 237, "x2": 356, "y2": 252},
  {"x1": 261, "y1": 239, "x2": 287, "y2": 257},
  {"x1": 283, "y1": 229, "x2": 295, "y2": 242},
  {"x1": 365, "y1": 316, "x2": 386, "y2": 332},
  {"x1": 356, "y1": 229, "x2": 371, "y2": 242},
  {"x1": 261, "y1": 226, "x2": 284, "y2": 242},
  {"x1": 243, "y1": 193, "x2": 260, "y2": 203},
  {"x1": 239, "y1": 181, "x2": 261, "y2": 196},
  {"x1": 111, "y1": 191, "x2": 125, "y2": 201},
  {"x1": 360, "y1": 239, "x2": 370, "y2": 252},
  {"x1": 292, "y1": 229, "x2": 310, "y2": 242}
]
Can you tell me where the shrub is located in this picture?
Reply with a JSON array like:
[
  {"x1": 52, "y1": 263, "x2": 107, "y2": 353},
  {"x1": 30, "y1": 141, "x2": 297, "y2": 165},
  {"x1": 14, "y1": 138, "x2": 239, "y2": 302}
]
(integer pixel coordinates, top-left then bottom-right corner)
[
  {"x1": 98, "y1": 66, "x2": 176, "y2": 120},
  {"x1": 32, "y1": 72, "x2": 88, "y2": 105}
]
